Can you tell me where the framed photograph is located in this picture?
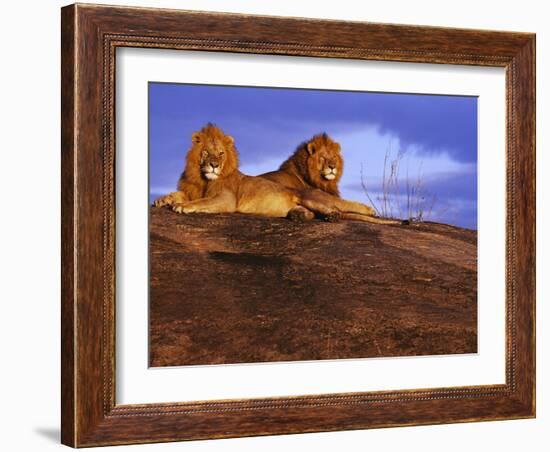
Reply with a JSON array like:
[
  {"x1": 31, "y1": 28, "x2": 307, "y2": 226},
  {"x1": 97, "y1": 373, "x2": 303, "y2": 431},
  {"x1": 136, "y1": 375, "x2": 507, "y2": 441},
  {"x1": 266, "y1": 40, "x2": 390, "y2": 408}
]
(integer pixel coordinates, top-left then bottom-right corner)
[{"x1": 61, "y1": 3, "x2": 535, "y2": 447}]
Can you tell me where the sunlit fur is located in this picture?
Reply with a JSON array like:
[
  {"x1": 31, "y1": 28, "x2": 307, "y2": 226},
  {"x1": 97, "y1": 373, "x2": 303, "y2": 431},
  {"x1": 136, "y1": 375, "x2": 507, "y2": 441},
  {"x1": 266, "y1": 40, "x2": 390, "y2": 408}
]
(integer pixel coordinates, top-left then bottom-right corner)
[
  {"x1": 153, "y1": 124, "x2": 314, "y2": 220},
  {"x1": 259, "y1": 134, "x2": 379, "y2": 218},
  {"x1": 153, "y1": 123, "x2": 238, "y2": 207},
  {"x1": 261, "y1": 133, "x2": 343, "y2": 196},
  {"x1": 186, "y1": 123, "x2": 239, "y2": 184},
  {"x1": 153, "y1": 126, "x2": 402, "y2": 225}
]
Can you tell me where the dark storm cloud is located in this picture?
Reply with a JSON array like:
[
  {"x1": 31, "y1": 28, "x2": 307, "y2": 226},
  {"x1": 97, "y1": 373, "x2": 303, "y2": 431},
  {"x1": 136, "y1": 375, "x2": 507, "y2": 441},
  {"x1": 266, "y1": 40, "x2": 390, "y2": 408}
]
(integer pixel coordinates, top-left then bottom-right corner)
[
  {"x1": 149, "y1": 83, "x2": 477, "y2": 163},
  {"x1": 149, "y1": 82, "x2": 478, "y2": 229}
]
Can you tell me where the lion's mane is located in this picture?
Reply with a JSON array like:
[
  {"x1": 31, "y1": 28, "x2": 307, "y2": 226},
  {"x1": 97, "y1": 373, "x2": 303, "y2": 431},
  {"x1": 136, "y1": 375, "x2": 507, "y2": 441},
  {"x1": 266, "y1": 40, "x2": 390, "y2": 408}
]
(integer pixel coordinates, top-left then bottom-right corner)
[
  {"x1": 270, "y1": 133, "x2": 343, "y2": 196},
  {"x1": 176, "y1": 123, "x2": 240, "y2": 199}
]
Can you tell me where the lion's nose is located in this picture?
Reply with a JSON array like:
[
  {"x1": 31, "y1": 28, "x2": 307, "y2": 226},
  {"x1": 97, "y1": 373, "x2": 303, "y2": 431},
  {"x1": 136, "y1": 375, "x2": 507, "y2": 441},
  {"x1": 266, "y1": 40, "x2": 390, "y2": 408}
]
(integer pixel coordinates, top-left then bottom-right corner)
[
  {"x1": 328, "y1": 163, "x2": 336, "y2": 169},
  {"x1": 210, "y1": 162, "x2": 219, "y2": 168}
]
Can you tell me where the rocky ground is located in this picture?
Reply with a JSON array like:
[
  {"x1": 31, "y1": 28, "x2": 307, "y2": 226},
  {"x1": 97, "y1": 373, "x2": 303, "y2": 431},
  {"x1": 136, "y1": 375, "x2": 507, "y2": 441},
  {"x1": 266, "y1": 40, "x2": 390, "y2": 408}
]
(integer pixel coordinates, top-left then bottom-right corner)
[{"x1": 149, "y1": 208, "x2": 477, "y2": 367}]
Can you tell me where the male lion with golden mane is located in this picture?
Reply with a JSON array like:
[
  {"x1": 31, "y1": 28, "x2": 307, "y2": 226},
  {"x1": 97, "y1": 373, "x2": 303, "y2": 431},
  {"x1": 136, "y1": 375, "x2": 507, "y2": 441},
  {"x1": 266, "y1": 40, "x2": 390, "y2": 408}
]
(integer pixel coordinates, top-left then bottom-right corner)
[
  {"x1": 154, "y1": 124, "x2": 321, "y2": 220},
  {"x1": 260, "y1": 133, "x2": 404, "y2": 224}
]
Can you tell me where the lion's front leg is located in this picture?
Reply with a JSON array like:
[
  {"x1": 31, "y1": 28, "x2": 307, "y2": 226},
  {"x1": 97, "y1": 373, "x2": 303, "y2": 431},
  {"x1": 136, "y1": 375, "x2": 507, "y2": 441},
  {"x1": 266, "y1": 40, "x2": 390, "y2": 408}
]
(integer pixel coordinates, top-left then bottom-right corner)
[
  {"x1": 298, "y1": 189, "x2": 341, "y2": 220},
  {"x1": 335, "y1": 199, "x2": 376, "y2": 216},
  {"x1": 172, "y1": 191, "x2": 237, "y2": 214},
  {"x1": 153, "y1": 191, "x2": 189, "y2": 208},
  {"x1": 287, "y1": 206, "x2": 315, "y2": 222},
  {"x1": 304, "y1": 189, "x2": 375, "y2": 216}
]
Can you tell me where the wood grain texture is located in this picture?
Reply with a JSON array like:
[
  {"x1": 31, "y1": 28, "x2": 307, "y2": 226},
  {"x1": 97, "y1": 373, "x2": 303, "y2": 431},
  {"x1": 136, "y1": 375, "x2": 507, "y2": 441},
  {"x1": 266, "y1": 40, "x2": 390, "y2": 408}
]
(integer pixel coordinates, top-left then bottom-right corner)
[
  {"x1": 60, "y1": 3, "x2": 536, "y2": 447},
  {"x1": 60, "y1": 5, "x2": 76, "y2": 446}
]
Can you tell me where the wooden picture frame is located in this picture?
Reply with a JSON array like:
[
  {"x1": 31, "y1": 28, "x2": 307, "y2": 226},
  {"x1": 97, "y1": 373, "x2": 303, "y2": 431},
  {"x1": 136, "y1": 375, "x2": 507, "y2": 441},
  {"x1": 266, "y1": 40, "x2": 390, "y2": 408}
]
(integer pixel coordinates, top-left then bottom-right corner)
[{"x1": 61, "y1": 3, "x2": 535, "y2": 447}]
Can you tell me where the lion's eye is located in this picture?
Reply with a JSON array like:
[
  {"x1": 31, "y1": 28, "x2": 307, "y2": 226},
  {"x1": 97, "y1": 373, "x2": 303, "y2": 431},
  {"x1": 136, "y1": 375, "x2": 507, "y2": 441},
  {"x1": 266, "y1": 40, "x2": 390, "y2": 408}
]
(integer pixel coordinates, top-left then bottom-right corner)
[{"x1": 219, "y1": 151, "x2": 225, "y2": 157}]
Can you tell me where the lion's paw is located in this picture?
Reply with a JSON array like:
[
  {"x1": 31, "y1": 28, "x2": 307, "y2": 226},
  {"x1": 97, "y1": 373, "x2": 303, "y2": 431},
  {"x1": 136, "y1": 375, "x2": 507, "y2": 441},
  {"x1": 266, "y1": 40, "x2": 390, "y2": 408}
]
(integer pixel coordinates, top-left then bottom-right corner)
[
  {"x1": 153, "y1": 195, "x2": 173, "y2": 208},
  {"x1": 358, "y1": 205, "x2": 376, "y2": 216},
  {"x1": 365, "y1": 207, "x2": 376, "y2": 216},
  {"x1": 325, "y1": 211, "x2": 342, "y2": 222},
  {"x1": 172, "y1": 204, "x2": 186, "y2": 214},
  {"x1": 288, "y1": 207, "x2": 314, "y2": 222},
  {"x1": 173, "y1": 204, "x2": 196, "y2": 214}
]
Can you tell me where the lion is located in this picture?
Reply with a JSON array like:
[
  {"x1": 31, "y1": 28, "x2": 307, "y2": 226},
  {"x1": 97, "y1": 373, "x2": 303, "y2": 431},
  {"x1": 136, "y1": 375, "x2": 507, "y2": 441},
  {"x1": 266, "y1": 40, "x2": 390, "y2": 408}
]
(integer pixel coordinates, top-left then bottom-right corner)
[
  {"x1": 260, "y1": 133, "x2": 345, "y2": 197},
  {"x1": 153, "y1": 124, "x2": 317, "y2": 220},
  {"x1": 260, "y1": 133, "x2": 404, "y2": 224}
]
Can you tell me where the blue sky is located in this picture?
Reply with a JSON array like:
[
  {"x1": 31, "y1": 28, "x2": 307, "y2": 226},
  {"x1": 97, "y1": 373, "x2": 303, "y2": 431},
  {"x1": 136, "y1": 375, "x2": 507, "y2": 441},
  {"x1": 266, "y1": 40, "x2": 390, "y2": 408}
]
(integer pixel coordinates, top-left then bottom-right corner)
[{"x1": 149, "y1": 82, "x2": 477, "y2": 229}]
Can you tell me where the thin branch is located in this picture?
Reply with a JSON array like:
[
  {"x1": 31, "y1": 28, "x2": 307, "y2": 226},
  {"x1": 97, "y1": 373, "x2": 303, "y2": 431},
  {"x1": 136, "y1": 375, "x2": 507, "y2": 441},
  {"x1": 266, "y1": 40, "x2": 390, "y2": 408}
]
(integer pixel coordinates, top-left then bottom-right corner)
[
  {"x1": 360, "y1": 144, "x2": 439, "y2": 223},
  {"x1": 360, "y1": 163, "x2": 381, "y2": 217}
]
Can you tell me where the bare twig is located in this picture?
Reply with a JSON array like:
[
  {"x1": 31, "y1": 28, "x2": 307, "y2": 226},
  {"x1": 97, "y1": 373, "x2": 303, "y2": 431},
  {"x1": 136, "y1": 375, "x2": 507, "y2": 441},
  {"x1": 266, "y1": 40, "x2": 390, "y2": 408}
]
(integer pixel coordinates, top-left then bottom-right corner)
[
  {"x1": 360, "y1": 163, "x2": 381, "y2": 217},
  {"x1": 360, "y1": 144, "x2": 438, "y2": 223}
]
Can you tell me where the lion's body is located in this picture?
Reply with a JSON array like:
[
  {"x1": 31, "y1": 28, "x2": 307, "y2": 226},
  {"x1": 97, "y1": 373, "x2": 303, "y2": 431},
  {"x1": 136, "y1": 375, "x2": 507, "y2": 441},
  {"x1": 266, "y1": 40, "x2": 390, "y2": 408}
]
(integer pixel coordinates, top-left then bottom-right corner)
[
  {"x1": 178, "y1": 171, "x2": 308, "y2": 218},
  {"x1": 260, "y1": 134, "x2": 381, "y2": 219}
]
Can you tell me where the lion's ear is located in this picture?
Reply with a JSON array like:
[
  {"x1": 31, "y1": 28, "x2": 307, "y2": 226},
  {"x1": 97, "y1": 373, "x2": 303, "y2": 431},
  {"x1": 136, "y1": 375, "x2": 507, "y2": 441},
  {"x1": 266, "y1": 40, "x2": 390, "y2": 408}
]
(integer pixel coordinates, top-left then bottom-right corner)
[
  {"x1": 224, "y1": 135, "x2": 234, "y2": 147},
  {"x1": 307, "y1": 142, "x2": 316, "y2": 155},
  {"x1": 192, "y1": 132, "x2": 202, "y2": 144}
]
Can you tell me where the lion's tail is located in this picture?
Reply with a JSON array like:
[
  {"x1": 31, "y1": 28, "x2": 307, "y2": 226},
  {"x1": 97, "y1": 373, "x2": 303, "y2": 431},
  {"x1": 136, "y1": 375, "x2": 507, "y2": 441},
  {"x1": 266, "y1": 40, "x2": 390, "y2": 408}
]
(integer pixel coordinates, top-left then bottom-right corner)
[{"x1": 341, "y1": 212, "x2": 409, "y2": 226}]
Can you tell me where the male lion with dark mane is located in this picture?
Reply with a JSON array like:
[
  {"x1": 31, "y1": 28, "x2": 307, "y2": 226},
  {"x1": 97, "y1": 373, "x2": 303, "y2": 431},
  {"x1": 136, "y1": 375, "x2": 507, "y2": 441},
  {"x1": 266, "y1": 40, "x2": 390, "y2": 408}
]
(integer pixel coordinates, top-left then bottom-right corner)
[
  {"x1": 154, "y1": 123, "x2": 324, "y2": 220},
  {"x1": 260, "y1": 133, "x2": 404, "y2": 224}
]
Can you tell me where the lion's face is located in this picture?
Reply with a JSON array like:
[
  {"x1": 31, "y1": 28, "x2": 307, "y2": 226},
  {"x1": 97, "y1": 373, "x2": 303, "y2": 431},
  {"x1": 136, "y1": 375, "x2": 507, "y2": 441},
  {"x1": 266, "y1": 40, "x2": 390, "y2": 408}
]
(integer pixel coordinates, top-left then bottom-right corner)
[
  {"x1": 200, "y1": 147, "x2": 227, "y2": 180},
  {"x1": 306, "y1": 135, "x2": 343, "y2": 184},
  {"x1": 190, "y1": 125, "x2": 237, "y2": 181}
]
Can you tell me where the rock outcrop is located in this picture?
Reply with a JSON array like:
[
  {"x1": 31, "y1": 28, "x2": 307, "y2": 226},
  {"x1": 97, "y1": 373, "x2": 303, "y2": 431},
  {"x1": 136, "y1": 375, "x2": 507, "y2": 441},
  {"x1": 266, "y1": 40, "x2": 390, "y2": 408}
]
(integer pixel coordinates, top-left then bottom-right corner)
[{"x1": 149, "y1": 208, "x2": 477, "y2": 367}]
